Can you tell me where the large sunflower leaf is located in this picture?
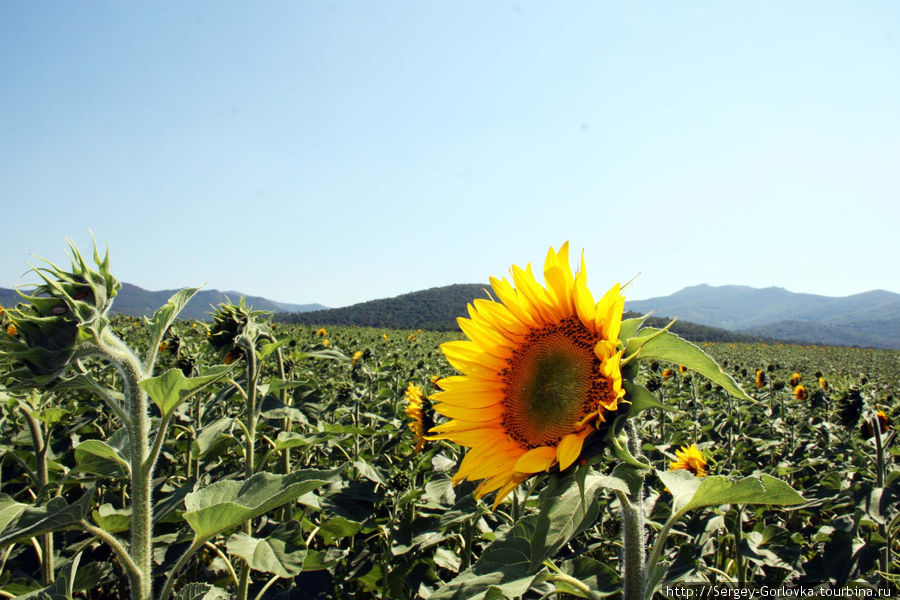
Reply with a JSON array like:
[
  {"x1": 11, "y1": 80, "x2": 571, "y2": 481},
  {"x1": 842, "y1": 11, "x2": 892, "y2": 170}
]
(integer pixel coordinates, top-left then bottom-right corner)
[
  {"x1": 226, "y1": 520, "x2": 307, "y2": 578},
  {"x1": 625, "y1": 329, "x2": 750, "y2": 401},
  {"x1": 657, "y1": 470, "x2": 806, "y2": 519},
  {"x1": 529, "y1": 465, "x2": 631, "y2": 569},
  {"x1": 430, "y1": 517, "x2": 542, "y2": 600},
  {"x1": 0, "y1": 490, "x2": 94, "y2": 547},
  {"x1": 183, "y1": 468, "x2": 338, "y2": 543},
  {"x1": 140, "y1": 366, "x2": 232, "y2": 417}
]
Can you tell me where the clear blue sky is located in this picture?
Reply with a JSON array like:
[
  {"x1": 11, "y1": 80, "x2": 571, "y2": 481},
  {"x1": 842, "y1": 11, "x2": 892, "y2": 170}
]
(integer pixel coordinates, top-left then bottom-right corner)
[{"x1": 2, "y1": 2, "x2": 898, "y2": 308}]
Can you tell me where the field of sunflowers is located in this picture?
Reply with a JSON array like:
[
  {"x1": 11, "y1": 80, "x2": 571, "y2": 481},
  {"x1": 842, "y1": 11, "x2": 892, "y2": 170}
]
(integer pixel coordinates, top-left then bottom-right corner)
[{"x1": 0, "y1": 242, "x2": 897, "y2": 600}]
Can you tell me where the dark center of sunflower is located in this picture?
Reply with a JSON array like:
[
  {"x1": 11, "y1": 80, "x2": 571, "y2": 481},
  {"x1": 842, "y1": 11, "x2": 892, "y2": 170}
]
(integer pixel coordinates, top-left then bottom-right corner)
[{"x1": 501, "y1": 317, "x2": 611, "y2": 449}]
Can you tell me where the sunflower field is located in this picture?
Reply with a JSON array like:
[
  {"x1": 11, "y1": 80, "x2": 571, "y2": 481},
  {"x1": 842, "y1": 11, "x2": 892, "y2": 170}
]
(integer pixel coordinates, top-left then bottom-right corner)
[{"x1": 0, "y1": 242, "x2": 897, "y2": 600}]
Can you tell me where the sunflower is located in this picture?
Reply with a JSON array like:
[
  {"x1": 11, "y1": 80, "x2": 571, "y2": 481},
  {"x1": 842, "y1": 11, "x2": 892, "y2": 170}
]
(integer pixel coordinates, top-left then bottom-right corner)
[
  {"x1": 755, "y1": 369, "x2": 766, "y2": 388},
  {"x1": 819, "y1": 377, "x2": 827, "y2": 390},
  {"x1": 794, "y1": 384, "x2": 808, "y2": 401},
  {"x1": 789, "y1": 372, "x2": 802, "y2": 387},
  {"x1": 404, "y1": 383, "x2": 433, "y2": 453},
  {"x1": 662, "y1": 368, "x2": 674, "y2": 380},
  {"x1": 861, "y1": 410, "x2": 891, "y2": 439},
  {"x1": 669, "y1": 444, "x2": 707, "y2": 477},
  {"x1": 428, "y1": 243, "x2": 625, "y2": 508},
  {"x1": 316, "y1": 328, "x2": 327, "y2": 337},
  {"x1": 352, "y1": 351, "x2": 363, "y2": 364}
]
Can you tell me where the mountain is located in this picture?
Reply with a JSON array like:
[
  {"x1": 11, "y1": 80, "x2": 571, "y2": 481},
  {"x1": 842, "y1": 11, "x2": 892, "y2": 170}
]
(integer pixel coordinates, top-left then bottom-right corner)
[
  {"x1": 626, "y1": 285, "x2": 900, "y2": 349},
  {"x1": 0, "y1": 283, "x2": 327, "y2": 321},
  {"x1": 275, "y1": 284, "x2": 761, "y2": 343}
]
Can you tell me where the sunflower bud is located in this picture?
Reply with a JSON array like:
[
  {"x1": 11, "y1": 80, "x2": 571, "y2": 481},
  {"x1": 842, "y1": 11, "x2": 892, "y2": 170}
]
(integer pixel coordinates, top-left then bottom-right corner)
[
  {"x1": 206, "y1": 298, "x2": 271, "y2": 362},
  {"x1": 0, "y1": 242, "x2": 119, "y2": 387}
]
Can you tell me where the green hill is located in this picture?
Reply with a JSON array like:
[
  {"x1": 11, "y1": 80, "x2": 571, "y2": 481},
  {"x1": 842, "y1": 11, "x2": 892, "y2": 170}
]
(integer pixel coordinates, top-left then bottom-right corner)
[{"x1": 275, "y1": 284, "x2": 761, "y2": 343}]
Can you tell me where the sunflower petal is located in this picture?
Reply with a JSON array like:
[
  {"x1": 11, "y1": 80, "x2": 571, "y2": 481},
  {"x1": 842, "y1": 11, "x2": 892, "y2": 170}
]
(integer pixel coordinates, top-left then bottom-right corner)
[
  {"x1": 513, "y1": 445, "x2": 557, "y2": 474},
  {"x1": 556, "y1": 431, "x2": 588, "y2": 470}
]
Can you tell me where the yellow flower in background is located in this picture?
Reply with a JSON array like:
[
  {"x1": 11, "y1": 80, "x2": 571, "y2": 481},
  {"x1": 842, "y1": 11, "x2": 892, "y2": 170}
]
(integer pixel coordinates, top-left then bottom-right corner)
[
  {"x1": 428, "y1": 243, "x2": 626, "y2": 508},
  {"x1": 755, "y1": 369, "x2": 766, "y2": 388},
  {"x1": 159, "y1": 340, "x2": 169, "y2": 352},
  {"x1": 382, "y1": 333, "x2": 389, "y2": 341},
  {"x1": 352, "y1": 351, "x2": 363, "y2": 363},
  {"x1": 323, "y1": 339, "x2": 330, "y2": 347},
  {"x1": 794, "y1": 384, "x2": 808, "y2": 401},
  {"x1": 5, "y1": 324, "x2": 17, "y2": 337},
  {"x1": 789, "y1": 372, "x2": 802, "y2": 387},
  {"x1": 662, "y1": 368, "x2": 674, "y2": 380},
  {"x1": 679, "y1": 365, "x2": 688, "y2": 374},
  {"x1": 669, "y1": 444, "x2": 708, "y2": 477},
  {"x1": 819, "y1": 377, "x2": 827, "y2": 390},
  {"x1": 317, "y1": 328, "x2": 327, "y2": 337},
  {"x1": 404, "y1": 383, "x2": 431, "y2": 453}
]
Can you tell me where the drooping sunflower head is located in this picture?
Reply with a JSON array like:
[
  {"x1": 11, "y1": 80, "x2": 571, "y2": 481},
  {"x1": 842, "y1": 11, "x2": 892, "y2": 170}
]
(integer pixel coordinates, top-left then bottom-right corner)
[
  {"x1": 428, "y1": 243, "x2": 626, "y2": 508},
  {"x1": 404, "y1": 383, "x2": 433, "y2": 453},
  {"x1": 861, "y1": 410, "x2": 891, "y2": 440},
  {"x1": 669, "y1": 444, "x2": 708, "y2": 478},
  {"x1": 755, "y1": 369, "x2": 766, "y2": 388}
]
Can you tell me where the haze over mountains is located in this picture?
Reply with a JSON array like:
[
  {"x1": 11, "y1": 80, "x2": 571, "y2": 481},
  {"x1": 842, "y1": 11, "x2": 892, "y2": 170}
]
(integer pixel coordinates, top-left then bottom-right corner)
[{"x1": 2, "y1": 281, "x2": 897, "y2": 349}]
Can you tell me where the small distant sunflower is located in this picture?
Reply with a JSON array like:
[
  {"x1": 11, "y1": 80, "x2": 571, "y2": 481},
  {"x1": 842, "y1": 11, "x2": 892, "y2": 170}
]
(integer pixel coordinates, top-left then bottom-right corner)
[
  {"x1": 662, "y1": 368, "x2": 674, "y2": 380},
  {"x1": 316, "y1": 328, "x2": 327, "y2": 337},
  {"x1": 322, "y1": 339, "x2": 330, "y2": 347},
  {"x1": 352, "y1": 351, "x2": 363, "y2": 364},
  {"x1": 819, "y1": 377, "x2": 827, "y2": 390},
  {"x1": 428, "y1": 243, "x2": 625, "y2": 507},
  {"x1": 794, "y1": 384, "x2": 808, "y2": 401},
  {"x1": 789, "y1": 372, "x2": 802, "y2": 387},
  {"x1": 669, "y1": 444, "x2": 708, "y2": 477},
  {"x1": 755, "y1": 369, "x2": 766, "y2": 388},
  {"x1": 861, "y1": 411, "x2": 891, "y2": 439},
  {"x1": 6, "y1": 324, "x2": 17, "y2": 337},
  {"x1": 679, "y1": 365, "x2": 688, "y2": 374},
  {"x1": 404, "y1": 383, "x2": 433, "y2": 453}
]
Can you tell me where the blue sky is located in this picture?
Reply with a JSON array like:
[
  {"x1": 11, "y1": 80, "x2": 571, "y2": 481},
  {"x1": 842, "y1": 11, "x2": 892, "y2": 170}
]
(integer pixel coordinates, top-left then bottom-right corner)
[{"x1": 2, "y1": 2, "x2": 898, "y2": 308}]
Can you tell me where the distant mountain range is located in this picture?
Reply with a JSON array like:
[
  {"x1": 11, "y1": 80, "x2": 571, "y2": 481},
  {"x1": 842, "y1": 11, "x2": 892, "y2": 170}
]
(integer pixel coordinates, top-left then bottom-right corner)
[
  {"x1": 3, "y1": 280, "x2": 897, "y2": 349},
  {"x1": 626, "y1": 285, "x2": 900, "y2": 349},
  {"x1": 275, "y1": 284, "x2": 762, "y2": 344},
  {"x1": 0, "y1": 283, "x2": 326, "y2": 322}
]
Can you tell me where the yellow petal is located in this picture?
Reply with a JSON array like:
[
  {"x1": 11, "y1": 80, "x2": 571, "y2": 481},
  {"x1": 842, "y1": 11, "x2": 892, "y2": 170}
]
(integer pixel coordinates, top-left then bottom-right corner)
[
  {"x1": 490, "y1": 276, "x2": 539, "y2": 328},
  {"x1": 457, "y1": 316, "x2": 514, "y2": 359},
  {"x1": 431, "y1": 389, "x2": 503, "y2": 408},
  {"x1": 556, "y1": 431, "x2": 588, "y2": 470},
  {"x1": 511, "y1": 264, "x2": 557, "y2": 324},
  {"x1": 595, "y1": 283, "x2": 622, "y2": 339},
  {"x1": 513, "y1": 445, "x2": 557, "y2": 474},
  {"x1": 434, "y1": 402, "x2": 505, "y2": 421},
  {"x1": 573, "y1": 252, "x2": 596, "y2": 331},
  {"x1": 543, "y1": 242, "x2": 574, "y2": 317}
]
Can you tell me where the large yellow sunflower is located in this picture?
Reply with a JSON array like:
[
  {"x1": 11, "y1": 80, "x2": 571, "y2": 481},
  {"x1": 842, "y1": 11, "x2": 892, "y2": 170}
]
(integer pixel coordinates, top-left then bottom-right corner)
[{"x1": 428, "y1": 243, "x2": 625, "y2": 507}]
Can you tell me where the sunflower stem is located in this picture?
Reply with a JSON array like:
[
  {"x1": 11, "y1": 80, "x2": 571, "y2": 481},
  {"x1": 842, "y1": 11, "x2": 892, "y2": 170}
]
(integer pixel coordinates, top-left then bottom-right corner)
[{"x1": 619, "y1": 421, "x2": 647, "y2": 600}]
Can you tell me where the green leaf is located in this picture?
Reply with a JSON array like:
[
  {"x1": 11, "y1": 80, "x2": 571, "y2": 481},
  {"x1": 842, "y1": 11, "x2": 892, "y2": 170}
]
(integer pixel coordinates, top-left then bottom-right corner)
[
  {"x1": 619, "y1": 313, "x2": 652, "y2": 342},
  {"x1": 192, "y1": 417, "x2": 234, "y2": 459},
  {"x1": 272, "y1": 432, "x2": 317, "y2": 451},
  {"x1": 173, "y1": 583, "x2": 229, "y2": 600},
  {"x1": 33, "y1": 407, "x2": 70, "y2": 426},
  {"x1": 258, "y1": 339, "x2": 290, "y2": 361},
  {"x1": 624, "y1": 381, "x2": 679, "y2": 418},
  {"x1": 657, "y1": 470, "x2": 806, "y2": 519},
  {"x1": 0, "y1": 490, "x2": 94, "y2": 547},
  {"x1": 226, "y1": 520, "x2": 307, "y2": 578},
  {"x1": 141, "y1": 366, "x2": 232, "y2": 417},
  {"x1": 74, "y1": 438, "x2": 131, "y2": 478},
  {"x1": 529, "y1": 466, "x2": 624, "y2": 569},
  {"x1": 16, "y1": 552, "x2": 81, "y2": 599},
  {"x1": 626, "y1": 330, "x2": 750, "y2": 401},
  {"x1": 432, "y1": 517, "x2": 542, "y2": 600},
  {"x1": 146, "y1": 287, "x2": 202, "y2": 353},
  {"x1": 557, "y1": 557, "x2": 620, "y2": 598},
  {"x1": 183, "y1": 468, "x2": 338, "y2": 543},
  {"x1": 91, "y1": 504, "x2": 131, "y2": 534}
]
